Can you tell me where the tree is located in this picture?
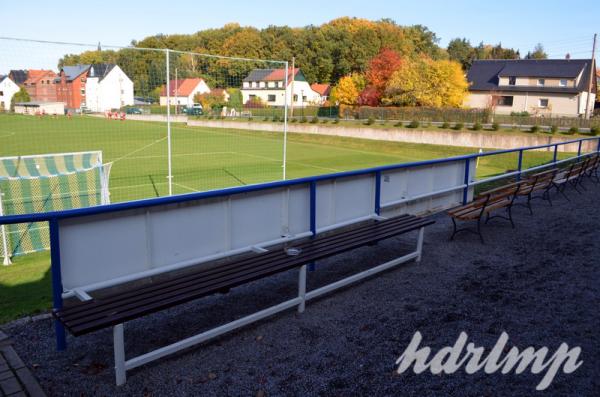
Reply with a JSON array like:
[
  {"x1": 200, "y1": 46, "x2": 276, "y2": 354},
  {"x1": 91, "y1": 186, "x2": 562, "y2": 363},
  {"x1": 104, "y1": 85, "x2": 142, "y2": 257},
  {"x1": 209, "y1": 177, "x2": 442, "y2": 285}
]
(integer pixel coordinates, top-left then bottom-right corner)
[
  {"x1": 365, "y1": 48, "x2": 403, "y2": 94},
  {"x1": 226, "y1": 88, "x2": 243, "y2": 109},
  {"x1": 10, "y1": 87, "x2": 30, "y2": 110},
  {"x1": 194, "y1": 91, "x2": 227, "y2": 111},
  {"x1": 357, "y1": 86, "x2": 381, "y2": 106},
  {"x1": 526, "y1": 43, "x2": 547, "y2": 59},
  {"x1": 447, "y1": 38, "x2": 476, "y2": 70},
  {"x1": 330, "y1": 73, "x2": 365, "y2": 105},
  {"x1": 382, "y1": 58, "x2": 468, "y2": 107}
]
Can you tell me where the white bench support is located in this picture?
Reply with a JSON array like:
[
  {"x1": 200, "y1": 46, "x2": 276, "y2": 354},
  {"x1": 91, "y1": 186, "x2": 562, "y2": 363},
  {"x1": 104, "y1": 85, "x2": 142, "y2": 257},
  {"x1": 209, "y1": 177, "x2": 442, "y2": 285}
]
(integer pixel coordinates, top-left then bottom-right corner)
[{"x1": 111, "y1": 227, "x2": 425, "y2": 386}]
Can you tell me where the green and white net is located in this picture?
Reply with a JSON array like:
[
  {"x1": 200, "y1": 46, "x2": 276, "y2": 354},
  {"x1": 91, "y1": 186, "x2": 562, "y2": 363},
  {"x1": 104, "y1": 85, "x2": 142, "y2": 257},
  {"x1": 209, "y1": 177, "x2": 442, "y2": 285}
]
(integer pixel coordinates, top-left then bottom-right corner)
[{"x1": 0, "y1": 151, "x2": 110, "y2": 262}]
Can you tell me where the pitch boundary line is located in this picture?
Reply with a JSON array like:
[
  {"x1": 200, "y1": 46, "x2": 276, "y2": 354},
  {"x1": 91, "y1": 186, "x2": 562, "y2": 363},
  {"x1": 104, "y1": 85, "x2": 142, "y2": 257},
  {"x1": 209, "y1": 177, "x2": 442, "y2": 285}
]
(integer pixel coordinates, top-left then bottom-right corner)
[{"x1": 111, "y1": 136, "x2": 168, "y2": 164}]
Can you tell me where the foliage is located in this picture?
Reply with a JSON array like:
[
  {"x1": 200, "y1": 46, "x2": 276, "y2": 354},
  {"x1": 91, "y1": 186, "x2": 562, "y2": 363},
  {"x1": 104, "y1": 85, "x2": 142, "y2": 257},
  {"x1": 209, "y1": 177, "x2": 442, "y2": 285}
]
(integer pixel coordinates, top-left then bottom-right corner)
[
  {"x1": 510, "y1": 111, "x2": 531, "y2": 117},
  {"x1": 550, "y1": 125, "x2": 559, "y2": 134},
  {"x1": 454, "y1": 122, "x2": 464, "y2": 130},
  {"x1": 357, "y1": 86, "x2": 381, "y2": 106},
  {"x1": 333, "y1": 118, "x2": 340, "y2": 124},
  {"x1": 525, "y1": 43, "x2": 548, "y2": 60},
  {"x1": 10, "y1": 87, "x2": 31, "y2": 110},
  {"x1": 491, "y1": 122, "x2": 500, "y2": 131},
  {"x1": 226, "y1": 88, "x2": 243, "y2": 109},
  {"x1": 365, "y1": 116, "x2": 376, "y2": 125},
  {"x1": 300, "y1": 116, "x2": 308, "y2": 123},
  {"x1": 472, "y1": 122, "x2": 483, "y2": 131},
  {"x1": 194, "y1": 91, "x2": 227, "y2": 110},
  {"x1": 567, "y1": 126, "x2": 579, "y2": 134},
  {"x1": 530, "y1": 125, "x2": 540, "y2": 133},
  {"x1": 408, "y1": 120, "x2": 420, "y2": 128},
  {"x1": 244, "y1": 96, "x2": 266, "y2": 108},
  {"x1": 589, "y1": 126, "x2": 599, "y2": 136},
  {"x1": 441, "y1": 121, "x2": 450, "y2": 129},
  {"x1": 447, "y1": 38, "x2": 520, "y2": 70},
  {"x1": 310, "y1": 116, "x2": 319, "y2": 124},
  {"x1": 382, "y1": 58, "x2": 468, "y2": 107},
  {"x1": 365, "y1": 48, "x2": 403, "y2": 94},
  {"x1": 330, "y1": 73, "x2": 365, "y2": 105},
  {"x1": 394, "y1": 121, "x2": 404, "y2": 127}
]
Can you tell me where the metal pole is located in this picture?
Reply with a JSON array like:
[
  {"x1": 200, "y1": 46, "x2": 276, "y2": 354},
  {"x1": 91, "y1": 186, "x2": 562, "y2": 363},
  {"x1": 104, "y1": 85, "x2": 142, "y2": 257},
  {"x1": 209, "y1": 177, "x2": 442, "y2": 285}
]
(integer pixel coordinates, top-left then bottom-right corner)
[
  {"x1": 584, "y1": 33, "x2": 597, "y2": 119},
  {"x1": 0, "y1": 189, "x2": 11, "y2": 265},
  {"x1": 174, "y1": 68, "x2": 178, "y2": 117},
  {"x1": 282, "y1": 61, "x2": 289, "y2": 180},
  {"x1": 290, "y1": 57, "x2": 295, "y2": 118},
  {"x1": 462, "y1": 158, "x2": 471, "y2": 205},
  {"x1": 517, "y1": 150, "x2": 523, "y2": 181},
  {"x1": 166, "y1": 49, "x2": 173, "y2": 196},
  {"x1": 49, "y1": 218, "x2": 66, "y2": 350}
]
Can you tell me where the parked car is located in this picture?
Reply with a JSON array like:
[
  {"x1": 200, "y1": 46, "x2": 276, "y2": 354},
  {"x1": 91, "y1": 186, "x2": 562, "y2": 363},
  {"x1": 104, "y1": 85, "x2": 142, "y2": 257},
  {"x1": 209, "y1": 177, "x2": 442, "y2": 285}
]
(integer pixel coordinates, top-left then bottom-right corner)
[
  {"x1": 184, "y1": 103, "x2": 203, "y2": 116},
  {"x1": 126, "y1": 107, "x2": 143, "y2": 115}
]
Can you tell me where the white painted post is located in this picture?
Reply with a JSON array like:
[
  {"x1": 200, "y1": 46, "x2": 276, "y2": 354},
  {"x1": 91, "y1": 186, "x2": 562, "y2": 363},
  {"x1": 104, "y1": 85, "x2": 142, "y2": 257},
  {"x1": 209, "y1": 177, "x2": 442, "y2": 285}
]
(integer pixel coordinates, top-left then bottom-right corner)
[
  {"x1": 0, "y1": 189, "x2": 11, "y2": 265},
  {"x1": 298, "y1": 265, "x2": 307, "y2": 313},
  {"x1": 165, "y1": 49, "x2": 173, "y2": 196},
  {"x1": 415, "y1": 227, "x2": 425, "y2": 263},
  {"x1": 282, "y1": 61, "x2": 289, "y2": 180},
  {"x1": 114, "y1": 324, "x2": 126, "y2": 386}
]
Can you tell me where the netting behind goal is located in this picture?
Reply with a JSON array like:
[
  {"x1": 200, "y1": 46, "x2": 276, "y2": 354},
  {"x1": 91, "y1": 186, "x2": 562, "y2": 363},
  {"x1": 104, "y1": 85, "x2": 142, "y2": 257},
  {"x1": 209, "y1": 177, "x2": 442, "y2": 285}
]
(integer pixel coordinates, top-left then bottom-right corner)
[{"x1": 0, "y1": 151, "x2": 110, "y2": 261}]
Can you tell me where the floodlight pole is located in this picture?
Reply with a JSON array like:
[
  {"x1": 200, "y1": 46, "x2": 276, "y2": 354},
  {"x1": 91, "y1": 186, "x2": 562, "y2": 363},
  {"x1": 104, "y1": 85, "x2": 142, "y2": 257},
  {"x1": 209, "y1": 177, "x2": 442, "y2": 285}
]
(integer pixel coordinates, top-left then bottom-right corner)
[
  {"x1": 283, "y1": 61, "x2": 289, "y2": 180},
  {"x1": 0, "y1": 189, "x2": 11, "y2": 265},
  {"x1": 166, "y1": 49, "x2": 173, "y2": 196}
]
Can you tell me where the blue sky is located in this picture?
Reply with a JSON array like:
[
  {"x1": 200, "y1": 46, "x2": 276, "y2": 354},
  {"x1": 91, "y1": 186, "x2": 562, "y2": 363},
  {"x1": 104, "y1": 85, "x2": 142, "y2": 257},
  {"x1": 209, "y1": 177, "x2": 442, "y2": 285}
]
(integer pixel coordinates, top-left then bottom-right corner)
[{"x1": 0, "y1": 0, "x2": 597, "y2": 70}]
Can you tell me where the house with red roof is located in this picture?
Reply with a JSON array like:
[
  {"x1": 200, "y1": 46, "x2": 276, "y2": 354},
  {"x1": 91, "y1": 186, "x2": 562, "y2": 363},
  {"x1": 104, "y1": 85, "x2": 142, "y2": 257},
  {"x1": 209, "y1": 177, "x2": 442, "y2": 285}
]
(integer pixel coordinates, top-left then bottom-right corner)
[
  {"x1": 241, "y1": 68, "x2": 321, "y2": 107},
  {"x1": 23, "y1": 70, "x2": 58, "y2": 102},
  {"x1": 310, "y1": 83, "x2": 331, "y2": 104},
  {"x1": 159, "y1": 78, "x2": 211, "y2": 107}
]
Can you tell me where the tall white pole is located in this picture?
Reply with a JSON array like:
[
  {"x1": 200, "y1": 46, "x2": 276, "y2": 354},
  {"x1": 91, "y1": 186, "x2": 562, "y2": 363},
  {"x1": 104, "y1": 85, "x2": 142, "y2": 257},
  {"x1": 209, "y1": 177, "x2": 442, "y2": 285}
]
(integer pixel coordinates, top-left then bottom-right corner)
[
  {"x1": 584, "y1": 33, "x2": 597, "y2": 119},
  {"x1": 0, "y1": 189, "x2": 11, "y2": 265},
  {"x1": 166, "y1": 49, "x2": 173, "y2": 196},
  {"x1": 282, "y1": 61, "x2": 289, "y2": 180}
]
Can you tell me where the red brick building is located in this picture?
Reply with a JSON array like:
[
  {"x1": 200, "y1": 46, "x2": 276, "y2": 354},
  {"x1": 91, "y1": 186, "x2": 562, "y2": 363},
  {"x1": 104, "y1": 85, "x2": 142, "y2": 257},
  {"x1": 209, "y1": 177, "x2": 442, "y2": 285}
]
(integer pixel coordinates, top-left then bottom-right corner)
[
  {"x1": 55, "y1": 65, "x2": 90, "y2": 110},
  {"x1": 23, "y1": 70, "x2": 58, "y2": 102}
]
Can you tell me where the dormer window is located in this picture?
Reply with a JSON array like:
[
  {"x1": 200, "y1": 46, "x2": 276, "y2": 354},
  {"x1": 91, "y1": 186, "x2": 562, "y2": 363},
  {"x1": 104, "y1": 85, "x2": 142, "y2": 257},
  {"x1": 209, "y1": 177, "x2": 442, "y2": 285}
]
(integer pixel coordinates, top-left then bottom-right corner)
[
  {"x1": 508, "y1": 76, "x2": 516, "y2": 85},
  {"x1": 537, "y1": 79, "x2": 545, "y2": 86},
  {"x1": 559, "y1": 79, "x2": 567, "y2": 87}
]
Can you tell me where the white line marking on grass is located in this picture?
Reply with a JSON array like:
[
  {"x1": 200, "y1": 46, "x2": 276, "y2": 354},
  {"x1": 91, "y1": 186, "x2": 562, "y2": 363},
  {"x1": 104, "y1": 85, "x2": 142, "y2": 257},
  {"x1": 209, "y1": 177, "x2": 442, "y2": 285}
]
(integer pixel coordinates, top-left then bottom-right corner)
[
  {"x1": 111, "y1": 136, "x2": 168, "y2": 163},
  {"x1": 236, "y1": 152, "x2": 342, "y2": 173},
  {"x1": 173, "y1": 182, "x2": 198, "y2": 192},
  {"x1": 116, "y1": 151, "x2": 235, "y2": 161}
]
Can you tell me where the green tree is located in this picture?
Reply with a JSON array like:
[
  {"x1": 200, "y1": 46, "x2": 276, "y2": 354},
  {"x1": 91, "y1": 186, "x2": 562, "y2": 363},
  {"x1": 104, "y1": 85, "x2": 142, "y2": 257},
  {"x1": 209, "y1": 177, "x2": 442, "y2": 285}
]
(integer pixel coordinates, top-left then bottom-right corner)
[
  {"x1": 10, "y1": 87, "x2": 30, "y2": 110},
  {"x1": 526, "y1": 43, "x2": 548, "y2": 59},
  {"x1": 447, "y1": 38, "x2": 476, "y2": 70}
]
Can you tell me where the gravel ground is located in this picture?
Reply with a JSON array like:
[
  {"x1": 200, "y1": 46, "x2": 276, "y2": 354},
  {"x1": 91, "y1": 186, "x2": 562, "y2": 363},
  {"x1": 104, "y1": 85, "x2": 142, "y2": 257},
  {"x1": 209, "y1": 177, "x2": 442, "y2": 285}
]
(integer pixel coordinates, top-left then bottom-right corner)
[{"x1": 3, "y1": 180, "x2": 599, "y2": 396}]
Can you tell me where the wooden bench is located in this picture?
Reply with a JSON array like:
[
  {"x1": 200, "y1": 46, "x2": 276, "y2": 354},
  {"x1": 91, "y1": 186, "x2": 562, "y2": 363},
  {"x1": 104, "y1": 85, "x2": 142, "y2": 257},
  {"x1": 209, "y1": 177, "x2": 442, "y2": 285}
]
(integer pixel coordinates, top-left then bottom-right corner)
[
  {"x1": 582, "y1": 153, "x2": 599, "y2": 183},
  {"x1": 551, "y1": 159, "x2": 589, "y2": 199},
  {"x1": 53, "y1": 214, "x2": 434, "y2": 385},
  {"x1": 447, "y1": 182, "x2": 521, "y2": 244},
  {"x1": 516, "y1": 169, "x2": 558, "y2": 212}
]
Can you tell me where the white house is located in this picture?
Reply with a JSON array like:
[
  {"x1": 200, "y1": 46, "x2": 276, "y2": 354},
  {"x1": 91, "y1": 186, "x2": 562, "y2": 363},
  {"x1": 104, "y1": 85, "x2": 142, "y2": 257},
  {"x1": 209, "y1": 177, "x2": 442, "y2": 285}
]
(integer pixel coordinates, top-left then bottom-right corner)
[
  {"x1": 241, "y1": 68, "x2": 321, "y2": 107},
  {"x1": 14, "y1": 101, "x2": 65, "y2": 115},
  {"x1": 159, "y1": 78, "x2": 211, "y2": 106},
  {"x1": 84, "y1": 64, "x2": 134, "y2": 112},
  {"x1": 0, "y1": 75, "x2": 20, "y2": 111}
]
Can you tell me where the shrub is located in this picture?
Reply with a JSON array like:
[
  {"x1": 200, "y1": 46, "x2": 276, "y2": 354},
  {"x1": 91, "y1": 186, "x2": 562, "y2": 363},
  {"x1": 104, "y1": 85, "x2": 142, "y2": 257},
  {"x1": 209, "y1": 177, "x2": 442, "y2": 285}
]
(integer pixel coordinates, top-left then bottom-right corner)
[
  {"x1": 290, "y1": 118, "x2": 297, "y2": 123},
  {"x1": 567, "y1": 126, "x2": 579, "y2": 135},
  {"x1": 263, "y1": 116, "x2": 270, "y2": 121},
  {"x1": 272, "y1": 115, "x2": 280, "y2": 122},
  {"x1": 454, "y1": 122, "x2": 464, "y2": 130},
  {"x1": 530, "y1": 125, "x2": 540, "y2": 133},
  {"x1": 491, "y1": 122, "x2": 500, "y2": 131},
  {"x1": 550, "y1": 125, "x2": 558, "y2": 134},
  {"x1": 333, "y1": 118, "x2": 340, "y2": 124},
  {"x1": 207, "y1": 115, "x2": 214, "y2": 120},
  {"x1": 300, "y1": 116, "x2": 308, "y2": 123},
  {"x1": 394, "y1": 121, "x2": 404, "y2": 127},
  {"x1": 441, "y1": 121, "x2": 450, "y2": 129},
  {"x1": 365, "y1": 116, "x2": 375, "y2": 125},
  {"x1": 321, "y1": 118, "x2": 329, "y2": 124},
  {"x1": 472, "y1": 122, "x2": 483, "y2": 131},
  {"x1": 310, "y1": 116, "x2": 319, "y2": 124},
  {"x1": 589, "y1": 126, "x2": 599, "y2": 136},
  {"x1": 510, "y1": 111, "x2": 530, "y2": 117},
  {"x1": 408, "y1": 120, "x2": 420, "y2": 128}
]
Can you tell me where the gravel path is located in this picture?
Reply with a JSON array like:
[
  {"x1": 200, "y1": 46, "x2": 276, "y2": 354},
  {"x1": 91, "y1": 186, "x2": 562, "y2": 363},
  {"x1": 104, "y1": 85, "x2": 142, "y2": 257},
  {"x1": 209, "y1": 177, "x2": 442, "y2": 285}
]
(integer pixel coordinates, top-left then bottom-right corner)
[{"x1": 3, "y1": 179, "x2": 599, "y2": 396}]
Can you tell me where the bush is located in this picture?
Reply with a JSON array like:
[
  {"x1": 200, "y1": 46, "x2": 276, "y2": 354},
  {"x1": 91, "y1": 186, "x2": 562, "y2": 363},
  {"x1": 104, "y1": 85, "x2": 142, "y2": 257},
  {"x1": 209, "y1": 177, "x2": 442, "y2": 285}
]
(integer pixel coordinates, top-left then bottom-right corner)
[
  {"x1": 454, "y1": 122, "x2": 464, "y2": 130},
  {"x1": 491, "y1": 122, "x2": 500, "y2": 131},
  {"x1": 321, "y1": 118, "x2": 329, "y2": 124},
  {"x1": 394, "y1": 121, "x2": 404, "y2": 127},
  {"x1": 550, "y1": 125, "x2": 558, "y2": 134},
  {"x1": 333, "y1": 118, "x2": 340, "y2": 124},
  {"x1": 472, "y1": 122, "x2": 483, "y2": 131},
  {"x1": 589, "y1": 126, "x2": 599, "y2": 136},
  {"x1": 310, "y1": 116, "x2": 319, "y2": 124},
  {"x1": 567, "y1": 126, "x2": 579, "y2": 135},
  {"x1": 510, "y1": 111, "x2": 530, "y2": 117},
  {"x1": 365, "y1": 116, "x2": 375, "y2": 125},
  {"x1": 300, "y1": 116, "x2": 308, "y2": 123},
  {"x1": 290, "y1": 118, "x2": 297, "y2": 123},
  {"x1": 408, "y1": 120, "x2": 420, "y2": 128},
  {"x1": 207, "y1": 115, "x2": 214, "y2": 120},
  {"x1": 530, "y1": 125, "x2": 540, "y2": 133},
  {"x1": 272, "y1": 115, "x2": 280, "y2": 122},
  {"x1": 441, "y1": 121, "x2": 450, "y2": 129}
]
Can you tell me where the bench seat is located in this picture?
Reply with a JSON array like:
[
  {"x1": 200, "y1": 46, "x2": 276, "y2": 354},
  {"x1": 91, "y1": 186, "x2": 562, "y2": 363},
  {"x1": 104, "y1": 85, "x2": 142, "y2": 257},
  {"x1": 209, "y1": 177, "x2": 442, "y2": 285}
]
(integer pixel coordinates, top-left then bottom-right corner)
[{"x1": 54, "y1": 214, "x2": 434, "y2": 336}]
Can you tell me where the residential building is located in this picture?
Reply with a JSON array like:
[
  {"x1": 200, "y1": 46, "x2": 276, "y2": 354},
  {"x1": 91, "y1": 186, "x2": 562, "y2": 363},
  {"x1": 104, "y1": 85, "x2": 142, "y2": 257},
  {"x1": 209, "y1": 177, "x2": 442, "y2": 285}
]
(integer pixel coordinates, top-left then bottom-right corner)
[
  {"x1": 465, "y1": 59, "x2": 597, "y2": 118},
  {"x1": 22, "y1": 70, "x2": 58, "y2": 102},
  {"x1": 8, "y1": 70, "x2": 27, "y2": 86},
  {"x1": 310, "y1": 83, "x2": 332, "y2": 104},
  {"x1": 241, "y1": 68, "x2": 321, "y2": 107},
  {"x1": 14, "y1": 101, "x2": 65, "y2": 115},
  {"x1": 0, "y1": 76, "x2": 20, "y2": 111},
  {"x1": 55, "y1": 65, "x2": 90, "y2": 110},
  {"x1": 159, "y1": 78, "x2": 211, "y2": 106},
  {"x1": 85, "y1": 64, "x2": 134, "y2": 112}
]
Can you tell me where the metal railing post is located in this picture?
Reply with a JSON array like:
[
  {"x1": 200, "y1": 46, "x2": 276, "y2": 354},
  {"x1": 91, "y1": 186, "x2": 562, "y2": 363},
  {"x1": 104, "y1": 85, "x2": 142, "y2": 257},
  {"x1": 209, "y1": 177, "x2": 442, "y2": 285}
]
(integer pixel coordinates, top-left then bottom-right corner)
[
  {"x1": 374, "y1": 171, "x2": 381, "y2": 215},
  {"x1": 577, "y1": 140, "x2": 582, "y2": 157},
  {"x1": 49, "y1": 218, "x2": 67, "y2": 351},
  {"x1": 517, "y1": 150, "x2": 524, "y2": 181},
  {"x1": 553, "y1": 144, "x2": 558, "y2": 163},
  {"x1": 282, "y1": 61, "x2": 289, "y2": 180},
  {"x1": 462, "y1": 158, "x2": 471, "y2": 205},
  {"x1": 309, "y1": 181, "x2": 316, "y2": 271}
]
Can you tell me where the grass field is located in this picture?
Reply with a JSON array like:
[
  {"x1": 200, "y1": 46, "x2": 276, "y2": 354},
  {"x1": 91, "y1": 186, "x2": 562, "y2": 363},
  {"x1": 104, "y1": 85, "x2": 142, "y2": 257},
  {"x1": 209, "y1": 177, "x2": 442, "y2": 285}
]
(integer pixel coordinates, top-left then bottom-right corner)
[{"x1": 0, "y1": 112, "x2": 576, "y2": 323}]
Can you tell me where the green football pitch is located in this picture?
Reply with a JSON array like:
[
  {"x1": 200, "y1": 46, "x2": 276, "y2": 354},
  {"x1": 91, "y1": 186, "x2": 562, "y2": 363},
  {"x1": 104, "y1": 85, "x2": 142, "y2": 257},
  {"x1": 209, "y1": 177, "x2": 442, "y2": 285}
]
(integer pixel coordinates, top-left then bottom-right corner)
[{"x1": 0, "y1": 113, "x2": 566, "y2": 204}]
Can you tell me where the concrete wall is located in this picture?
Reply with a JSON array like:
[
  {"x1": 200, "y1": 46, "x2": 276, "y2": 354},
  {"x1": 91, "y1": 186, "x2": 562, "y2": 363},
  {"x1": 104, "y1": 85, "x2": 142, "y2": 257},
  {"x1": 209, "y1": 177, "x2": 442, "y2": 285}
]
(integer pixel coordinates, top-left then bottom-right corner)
[
  {"x1": 122, "y1": 114, "x2": 188, "y2": 123},
  {"x1": 187, "y1": 119, "x2": 597, "y2": 153}
]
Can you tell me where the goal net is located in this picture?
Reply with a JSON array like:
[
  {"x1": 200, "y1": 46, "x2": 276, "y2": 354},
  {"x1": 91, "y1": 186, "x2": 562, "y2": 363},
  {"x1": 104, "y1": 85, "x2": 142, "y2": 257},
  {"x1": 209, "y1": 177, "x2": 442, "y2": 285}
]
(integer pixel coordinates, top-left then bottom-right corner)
[{"x1": 0, "y1": 151, "x2": 111, "y2": 264}]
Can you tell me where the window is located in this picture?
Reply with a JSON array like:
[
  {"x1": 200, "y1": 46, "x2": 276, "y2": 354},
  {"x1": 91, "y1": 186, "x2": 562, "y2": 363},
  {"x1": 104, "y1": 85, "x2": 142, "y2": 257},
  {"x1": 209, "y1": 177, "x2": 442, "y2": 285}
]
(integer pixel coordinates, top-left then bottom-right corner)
[
  {"x1": 302, "y1": 96, "x2": 307, "y2": 102},
  {"x1": 81, "y1": 88, "x2": 85, "y2": 95},
  {"x1": 537, "y1": 79, "x2": 545, "y2": 86},
  {"x1": 494, "y1": 95, "x2": 514, "y2": 106},
  {"x1": 293, "y1": 94, "x2": 298, "y2": 101},
  {"x1": 0, "y1": 91, "x2": 3, "y2": 96},
  {"x1": 508, "y1": 76, "x2": 516, "y2": 85},
  {"x1": 538, "y1": 98, "x2": 549, "y2": 108},
  {"x1": 249, "y1": 94, "x2": 256, "y2": 99},
  {"x1": 268, "y1": 94, "x2": 276, "y2": 102},
  {"x1": 559, "y1": 79, "x2": 567, "y2": 87}
]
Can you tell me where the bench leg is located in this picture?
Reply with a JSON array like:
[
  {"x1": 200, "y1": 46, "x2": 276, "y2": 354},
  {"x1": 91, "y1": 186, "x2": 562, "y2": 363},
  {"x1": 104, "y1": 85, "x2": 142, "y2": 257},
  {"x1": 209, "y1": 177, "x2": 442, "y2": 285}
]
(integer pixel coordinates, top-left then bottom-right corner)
[
  {"x1": 114, "y1": 324, "x2": 126, "y2": 386},
  {"x1": 298, "y1": 265, "x2": 307, "y2": 313},
  {"x1": 415, "y1": 227, "x2": 424, "y2": 263}
]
